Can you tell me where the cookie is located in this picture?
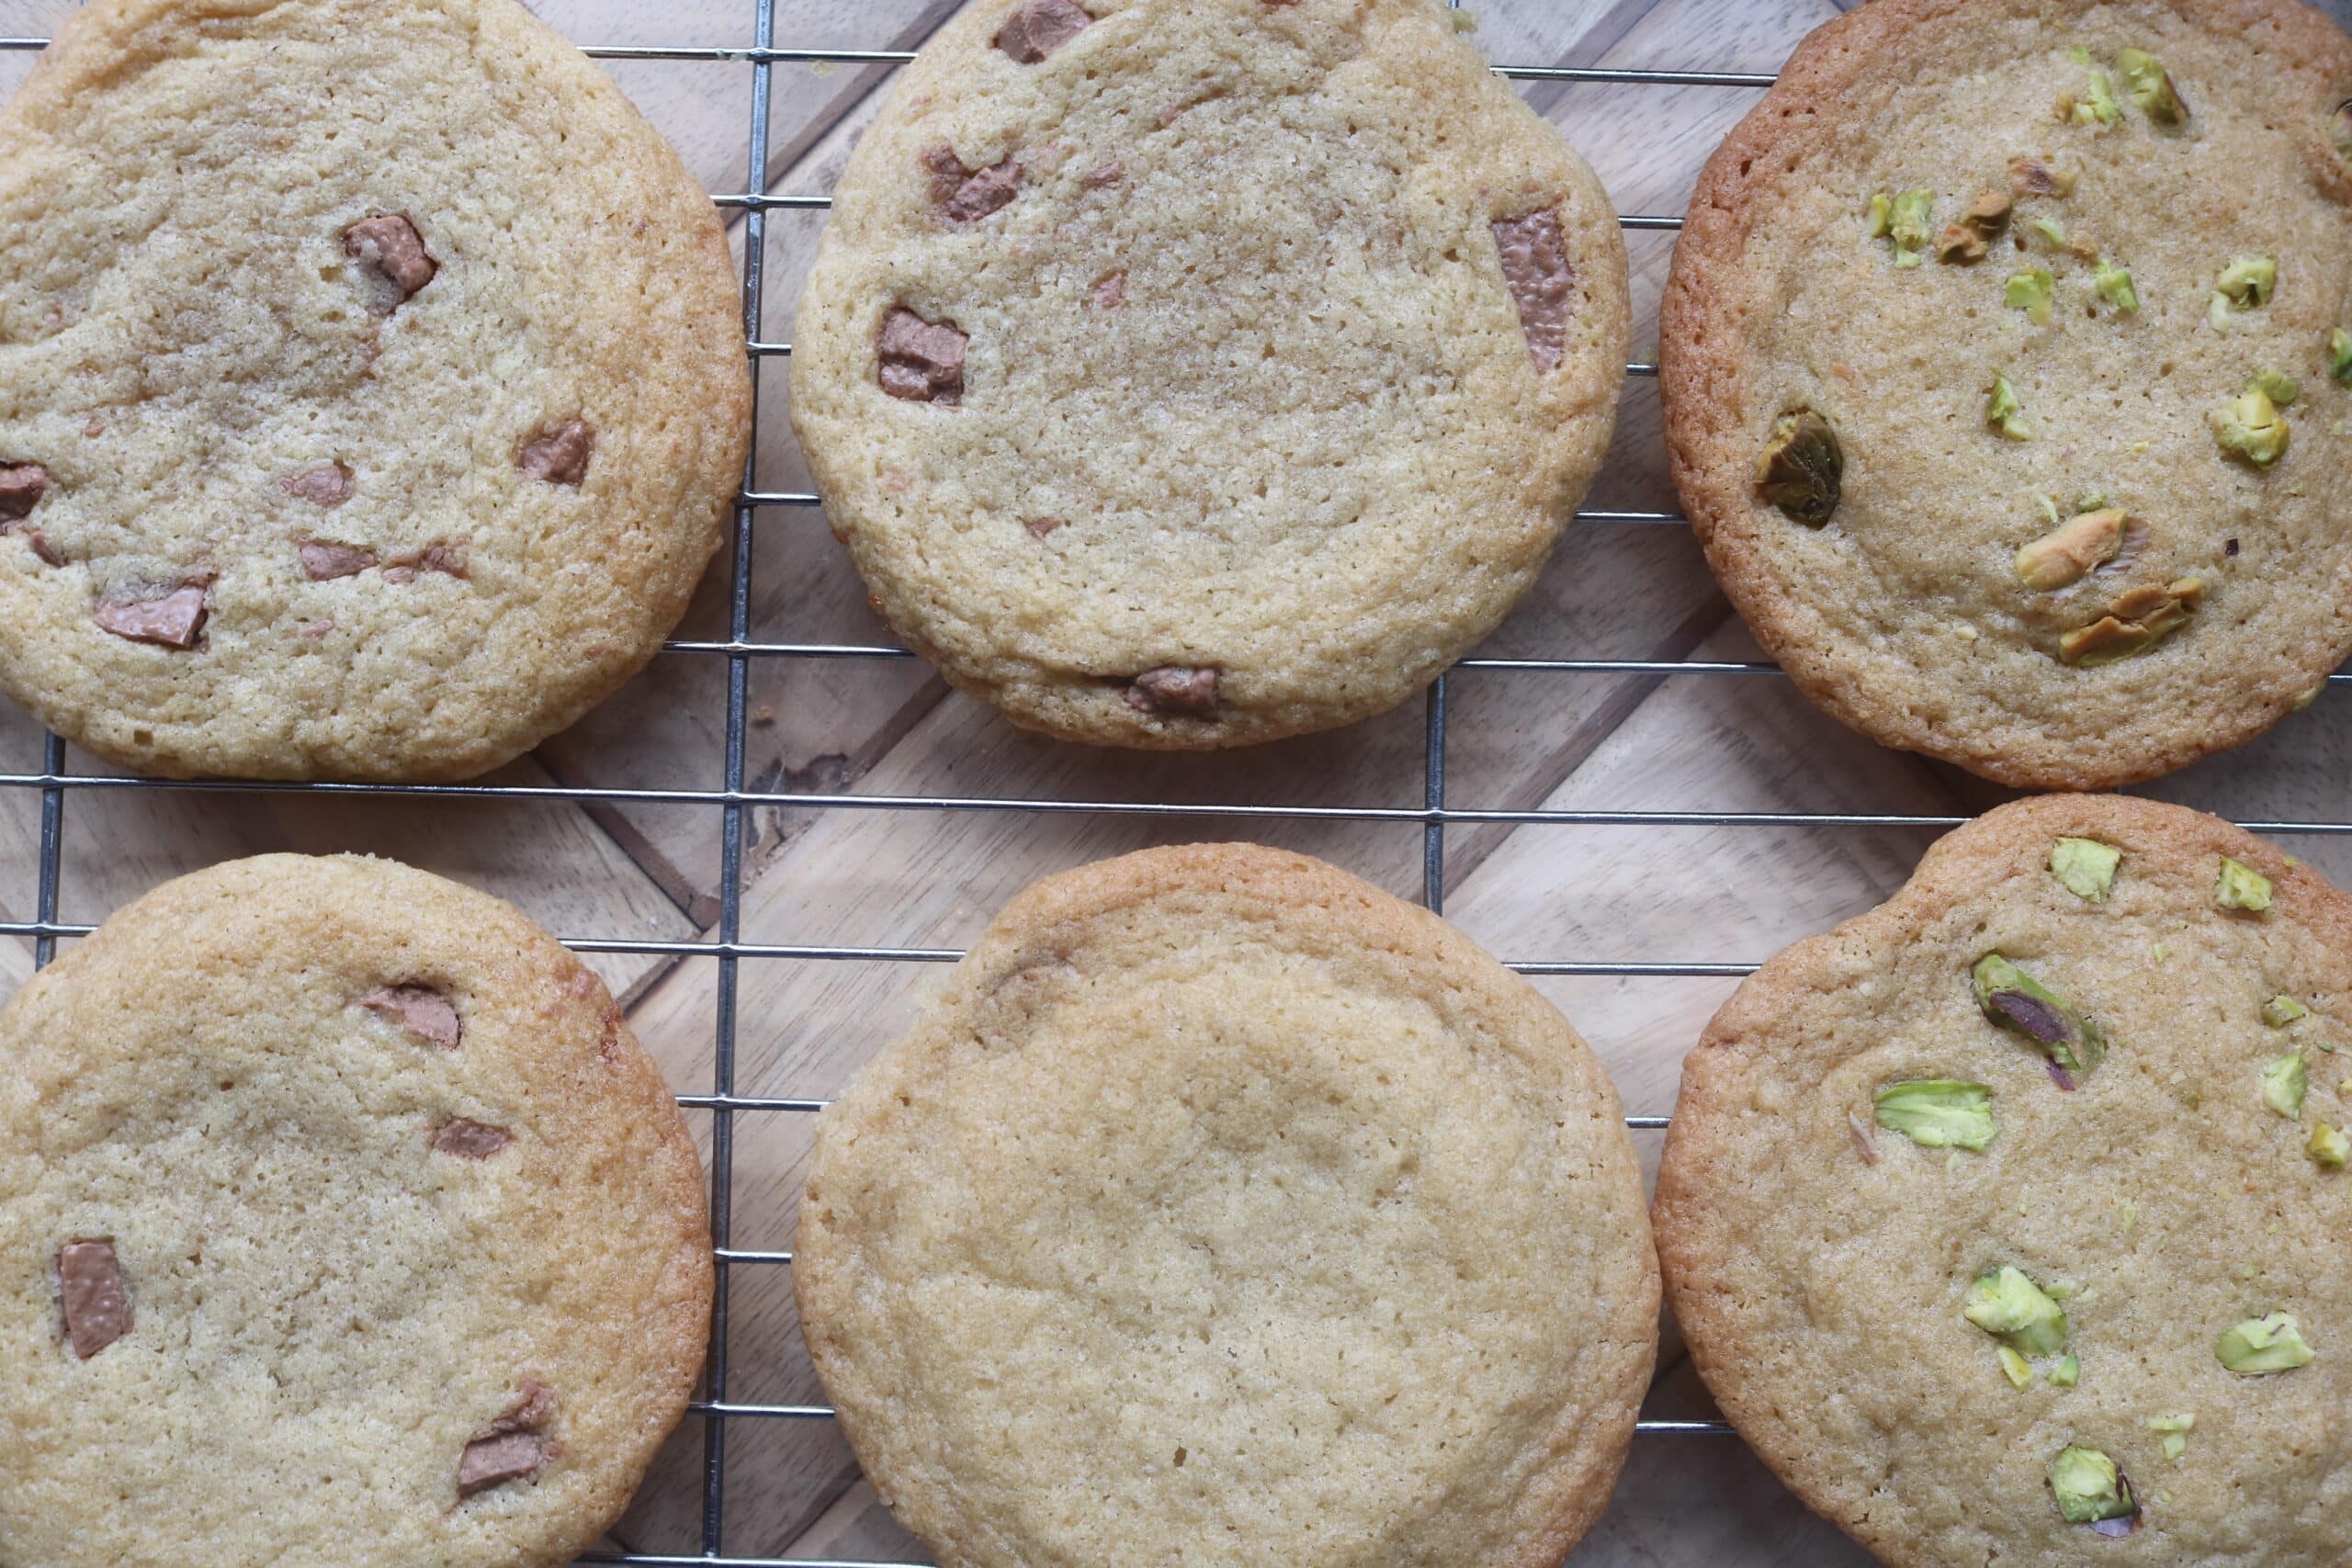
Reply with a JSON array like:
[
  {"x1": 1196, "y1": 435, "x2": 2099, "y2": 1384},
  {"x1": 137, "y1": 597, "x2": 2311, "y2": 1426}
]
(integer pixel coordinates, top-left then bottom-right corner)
[
  {"x1": 796, "y1": 843, "x2": 1658, "y2": 1568},
  {"x1": 790, "y1": 0, "x2": 1628, "y2": 749},
  {"x1": 1661, "y1": 0, "x2": 2352, "y2": 789},
  {"x1": 1656, "y1": 795, "x2": 2352, "y2": 1567},
  {"x1": 0, "y1": 854, "x2": 713, "y2": 1568},
  {"x1": 0, "y1": 0, "x2": 750, "y2": 780}
]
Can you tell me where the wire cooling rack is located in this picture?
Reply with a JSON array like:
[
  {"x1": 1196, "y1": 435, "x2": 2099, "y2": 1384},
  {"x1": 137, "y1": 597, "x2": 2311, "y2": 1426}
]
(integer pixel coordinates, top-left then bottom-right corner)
[{"x1": 4, "y1": 1, "x2": 2352, "y2": 1563}]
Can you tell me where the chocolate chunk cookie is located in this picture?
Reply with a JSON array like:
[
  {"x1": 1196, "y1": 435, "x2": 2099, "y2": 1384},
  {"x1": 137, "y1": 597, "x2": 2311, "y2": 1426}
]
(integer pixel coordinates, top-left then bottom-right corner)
[
  {"x1": 0, "y1": 855, "x2": 713, "y2": 1568},
  {"x1": 1662, "y1": 0, "x2": 2352, "y2": 788},
  {"x1": 791, "y1": 0, "x2": 1628, "y2": 748},
  {"x1": 1657, "y1": 795, "x2": 2352, "y2": 1567},
  {"x1": 0, "y1": 0, "x2": 749, "y2": 780},
  {"x1": 797, "y1": 844, "x2": 1658, "y2": 1567}
]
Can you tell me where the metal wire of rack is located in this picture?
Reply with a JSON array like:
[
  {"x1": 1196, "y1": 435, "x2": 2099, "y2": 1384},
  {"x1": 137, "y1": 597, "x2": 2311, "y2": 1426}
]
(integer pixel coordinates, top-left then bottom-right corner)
[{"x1": 0, "y1": 3, "x2": 2342, "y2": 1563}]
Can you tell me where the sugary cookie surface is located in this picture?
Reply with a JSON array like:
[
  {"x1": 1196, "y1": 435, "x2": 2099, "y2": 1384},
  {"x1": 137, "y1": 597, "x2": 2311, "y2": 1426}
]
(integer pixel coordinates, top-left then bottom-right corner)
[
  {"x1": 796, "y1": 844, "x2": 1658, "y2": 1568},
  {"x1": 1657, "y1": 795, "x2": 2352, "y2": 1568},
  {"x1": 1664, "y1": 0, "x2": 2352, "y2": 788},
  {"x1": 0, "y1": 854, "x2": 713, "y2": 1568},
  {"x1": 790, "y1": 0, "x2": 1629, "y2": 749},
  {"x1": 0, "y1": 0, "x2": 749, "y2": 780}
]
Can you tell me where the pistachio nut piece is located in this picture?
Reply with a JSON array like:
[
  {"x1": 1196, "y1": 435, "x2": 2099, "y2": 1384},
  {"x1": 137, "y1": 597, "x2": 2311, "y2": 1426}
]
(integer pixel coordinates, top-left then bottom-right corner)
[
  {"x1": 2332, "y1": 327, "x2": 2352, "y2": 384},
  {"x1": 1938, "y1": 190, "x2": 2013, "y2": 264},
  {"x1": 2252, "y1": 368, "x2": 2301, "y2": 408},
  {"x1": 2262, "y1": 994, "x2": 2309, "y2": 1028},
  {"x1": 2308, "y1": 1121, "x2": 2349, "y2": 1168},
  {"x1": 1964, "y1": 1265, "x2": 2071, "y2": 1355},
  {"x1": 2049, "y1": 1446, "x2": 2135, "y2": 1524},
  {"x1": 2093, "y1": 257, "x2": 2140, "y2": 313},
  {"x1": 2147, "y1": 1412, "x2": 2194, "y2": 1461},
  {"x1": 1985, "y1": 374, "x2": 2033, "y2": 440},
  {"x1": 1888, "y1": 187, "x2": 1935, "y2": 267},
  {"x1": 2016, "y1": 507, "x2": 2126, "y2": 591},
  {"x1": 2261, "y1": 1051, "x2": 2307, "y2": 1119},
  {"x1": 1864, "y1": 192, "x2": 1893, "y2": 238},
  {"x1": 2050, "y1": 1352, "x2": 2081, "y2": 1388},
  {"x1": 2216, "y1": 255, "x2": 2277, "y2": 309},
  {"x1": 2217, "y1": 1312, "x2": 2314, "y2": 1373},
  {"x1": 2007, "y1": 267, "x2": 2057, "y2": 325},
  {"x1": 2117, "y1": 48, "x2": 2187, "y2": 123},
  {"x1": 2062, "y1": 66, "x2": 2121, "y2": 127},
  {"x1": 1972, "y1": 953, "x2": 2105, "y2": 1076},
  {"x1": 1998, "y1": 1346, "x2": 2033, "y2": 1387},
  {"x1": 2059, "y1": 579, "x2": 2201, "y2": 667},
  {"x1": 1755, "y1": 409, "x2": 1843, "y2": 526},
  {"x1": 2050, "y1": 837, "x2": 2121, "y2": 900},
  {"x1": 2335, "y1": 100, "x2": 2352, "y2": 161},
  {"x1": 2217, "y1": 856, "x2": 2274, "y2": 911},
  {"x1": 1873, "y1": 1080, "x2": 1998, "y2": 1151},
  {"x1": 2212, "y1": 386, "x2": 2290, "y2": 467}
]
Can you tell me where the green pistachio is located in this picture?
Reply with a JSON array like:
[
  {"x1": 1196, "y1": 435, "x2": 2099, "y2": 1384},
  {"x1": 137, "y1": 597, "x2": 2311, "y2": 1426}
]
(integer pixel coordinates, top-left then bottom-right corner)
[
  {"x1": 2329, "y1": 327, "x2": 2351, "y2": 384},
  {"x1": 1889, "y1": 187, "x2": 1935, "y2": 268},
  {"x1": 1864, "y1": 192, "x2": 1893, "y2": 239},
  {"x1": 2263, "y1": 994, "x2": 2309, "y2": 1028},
  {"x1": 2262, "y1": 1051, "x2": 2307, "y2": 1120},
  {"x1": 1985, "y1": 374, "x2": 2033, "y2": 440},
  {"x1": 2063, "y1": 67, "x2": 2122, "y2": 127},
  {"x1": 2007, "y1": 267, "x2": 2057, "y2": 325},
  {"x1": 2211, "y1": 386, "x2": 2290, "y2": 468},
  {"x1": 2252, "y1": 369, "x2": 2301, "y2": 408},
  {"x1": 2016, "y1": 508, "x2": 2127, "y2": 591},
  {"x1": 2147, "y1": 1411, "x2": 2194, "y2": 1461},
  {"x1": 1964, "y1": 1266, "x2": 2071, "y2": 1356},
  {"x1": 2217, "y1": 255, "x2": 2277, "y2": 309},
  {"x1": 1938, "y1": 190, "x2": 2014, "y2": 264},
  {"x1": 2094, "y1": 258, "x2": 2140, "y2": 313},
  {"x1": 2051, "y1": 837, "x2": 2121, "y2": 901},
  {"x1": 2049, "y1": 1446, "x2": 2135, "y2": 1524},
  {"x1": 1972, "y1": 954, "x2": 2105, "y2": 1076},
  {"x1": 1755, "y1": 410, "x2": 1844, "y2": 527},
  {"x1": 1998, "y1": 1346, "x2": 2033, "y2": 1387},
  {"x1": 2059, "y1": 579, "x2": 2201, "y2": 667},
  {"x1": 2308, "y1": 1121, "x2": 2349, "y2": 1168},
  {"x1": 2117, "y1": 49, "x2": 2187, "y2": 123},
  {"x1": 2217, "y1": 1312, "x2": 2314, "y2": 1374},
  {"x1": 1874, "y1": 1080, "x2": 1998, "y2": 1151},
  {"x1": 2217, "y1": 856, "x2": 2275, "y2": 911},
  {"x1": 2051, "y1": 1352, "x2": 2081, "y2": 1387}
]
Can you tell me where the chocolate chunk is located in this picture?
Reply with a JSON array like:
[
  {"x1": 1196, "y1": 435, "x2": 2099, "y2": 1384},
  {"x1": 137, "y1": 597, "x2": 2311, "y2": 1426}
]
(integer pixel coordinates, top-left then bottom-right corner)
[
  {"x1": 1091, "y1": 270, "x2": 1126, "y2": 309},
  {"x1": 1490, "y1": 209, "x2": 1574, "y2": 372},
  {"x1": 1027, "y1": 515, "x2": 1065, "y2": 537},
  {"x1": 1125, "y1": 665, "x2": 1218, "y2": 716},
  {"x1": 94, "y1": 583, "x2": 208, "y2": 649},
  {"x1": 360, "y1": 983, "x2": 463, "y2": 1048},
  {"x1": 58, "y1": 1240, "x2": 131, "y2": 1359},
  {"x1": 458, "y1": 1380, "x2": 556, "y2": 1497},
  {"x1": 299, "y1": 540, "x2": 376, "y2": 581},
  {"x1": 877, "y1": 308, "x2": 967, "y2": 405},
  {"x1": 419, "y1": 543, "x2": 466, "y2": 578},
  {"x1": 921, "y1": 145, "x2": 1024, "y2": 222},
  {"x1": 994, "y1": 0, "x2": 1090, "y2": 62},
  {"x1": 0, "y1": 462, "x2": 50, "y2": 520},
  {"x1": 517, "y1": 419, "x2": 594, "y2": 486},
  {"x1": 6, "y1": 524, "x2": 60, "y2": 567},
  {"x1": 342, "y1": 215, "x2": 437, "y2": 304},
  {"x1": 433, "y1": 1118, "x2": 514, "y2": 1159},
  {"x1": 1080, "y1": 161, "x2": 1124, "y2": 189},
  {"x1": 279, "y1": 463, "x2": 353, "y2": 507}
]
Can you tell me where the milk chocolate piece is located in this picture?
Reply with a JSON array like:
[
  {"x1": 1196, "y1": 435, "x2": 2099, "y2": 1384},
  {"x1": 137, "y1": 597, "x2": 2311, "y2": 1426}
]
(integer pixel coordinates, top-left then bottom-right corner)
[
  {"x1": 360, "y1": 983, "x2": 463, "y2": 1048},
  {"x1": 58, "y1": 1240, "x2": 131, "y2": 1359},
  {"x1": 877, "y1": 309, "x2": 968, "y2": 405},
  {"x1": 994, "y1": 0, "x2": 1090, "y2": 62},
  {"x1": 433, "y1": 1119, "x2": 513, "y2": 1159},
  {"x1": 458, "y1": 1379, "x2": 557, "y2": 1497},
  {"x1": 1092, "y1": 270, "x2": 1127, "y2": 309},
  {"x1": 921, "y1": 145, "x2": 1023, "y2": 222},
  {"x1": 94, "y1": 583, "x2": 208, "y2": 649},
  {"x1": 517, "y1": 419, "x2": 594, "y2": 486},
  {"x1": 1080, "y1": 161, "x2": 1125, "y2": 189},
  {"x1": 1490, "y1": 209, "x2": 1574, "y2": 372},
  {"x1": 1125, "y1": 665, "x2": 1218, "y2": 716},
  {"x1": 342, "y1": 214, "x2": 437, "y2": 303},
  {"x1": 6, "y1": 524, "x2": 60, "y2": 566},
  {"x1": 0, "y1": 462, "x2": 49, "y2": 520},
  {"x1": 279, "y1": 463, "x2": 353, "y2": 507},
  {"x1": 299, "y1": 541, "x2": 376, "y2": 581}
]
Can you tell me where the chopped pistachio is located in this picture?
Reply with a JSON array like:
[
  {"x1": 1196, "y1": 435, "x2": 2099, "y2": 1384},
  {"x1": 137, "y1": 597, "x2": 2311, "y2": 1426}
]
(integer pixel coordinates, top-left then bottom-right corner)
[
  {"x1": 2007, "y1": 267, "x2": 2057, "y2": 325},
  {"x1": 1985, "y1": 374, "x2": 2033, "y2": 440},
  {"x1": 1864, "y1": 192, "x2": 1893, "y2": 239},
  {"x1": 2017, "y1": 507, "x2": 2126, "y2": 591},
  {"x1": 2031, "y1": 216, "x2": 2069, "y2": 247},
  {"x1": 1874, "y1": 1079, "x2": 1998, "y2": 1150},
  {"x1": 2051, "y1": 837, "x2": 2122, "y2": 900},
  {"x1": 2217, "y1": 1312, "x2": 2314, "y2": 1373},
  {"x1": 2062, "y1": 66, "x2": 2122, "y2": 127},
  {"x1": 1889, "y1": 187, "x2": 1935, "y2": 268},
  {"x1": 2050, "y1": 1446, "x2": 2135, "y2": 1523},
  {"x1": 2117, "y1": 49, "x2": 2187, "y2": 123},
  {"x1": 2332, "y1": 327, "x2": 2352, "y2": 384},
  {"x1": 2094, "y1": 258, "x2": 2140, "y2": 313},
  {"x1": 2263, "y1": 994, "x2": 2309, "y2": 1028},
  {"x1": 2295, "y1": 683, "x2": 2326, "y2": 711},
  {"x1": 2051, "y1": 1352, "x2": 2081, "y2": 1387},
  {"x1": 1965, "y1": 1266, "x2": 2071, "y2": 1355},
  {"x1": 2147, "y1": 1411, "x2": 2194, "y2": 1461},
  {"x1": 2217, "y1": 255, "x2": 2277, "y2": 309},
  {"x1": 2252, "y1": 369, "x2": 2301, "y2": 408},
  {"x1": 2009, "y1": 155, "x2": 2076, "y2": 197},
  {"x1": 2308, "y1": 1121, "x2": 2349, "y2": 1168},
  {"x1": 2059, "y1": 578, "x2": 2201, "y2": 667},
  {"x1": 1938, "y1": 190, "x2": 2013, "y2": 264},
  {"x1": 1755, "y1": 410, "x2": 1843, "y2": 526},
  {"x1": 2217, "y1": 856, "x2": 2275, "y2": 911},
  {"x1": 2262, "y1": 1051, "x2": 2307, "y2": 1119},
  {"x1": 2335, "y1": 101, "x2": 2352, "y2": 161},
  {"x1": 2211, "y1": 385, "x2": 2290, "y2": 468},
  {"x1": 1998, "y1": 1345, "x2": 2033, "y2": 1387},
  {"x1": 1972, "y1": 954, "x2": 2105, "y2": 1075}
]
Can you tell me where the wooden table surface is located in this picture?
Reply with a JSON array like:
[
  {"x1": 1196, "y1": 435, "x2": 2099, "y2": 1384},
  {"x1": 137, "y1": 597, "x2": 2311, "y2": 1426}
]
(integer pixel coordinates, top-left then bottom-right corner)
[{"x1": 4, "y1": 0, "x2": 2352, "y2": 1562}]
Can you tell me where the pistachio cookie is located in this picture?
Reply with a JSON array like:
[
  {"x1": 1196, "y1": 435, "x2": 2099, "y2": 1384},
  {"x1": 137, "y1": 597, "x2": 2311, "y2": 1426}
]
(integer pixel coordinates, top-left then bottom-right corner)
[
  {"x1": 0, "y1": 854, "x2": 713, "y2": 1568},
  {"x1": 1662, "y1": 0, "x2": 2352, "y2": 789},
  {"x1": 797, "y1": 844, "x2": 1658, "y2": 1566},
  {"x1": 790, "y1": 0, "x2": 1627, "y2": 748},
  {"x1": 1657, "y1": 795, "x2": 2352, "y2": 1567},
  {"x1": 0, "y1": 0, "x2": 749, "y2": 780}
]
